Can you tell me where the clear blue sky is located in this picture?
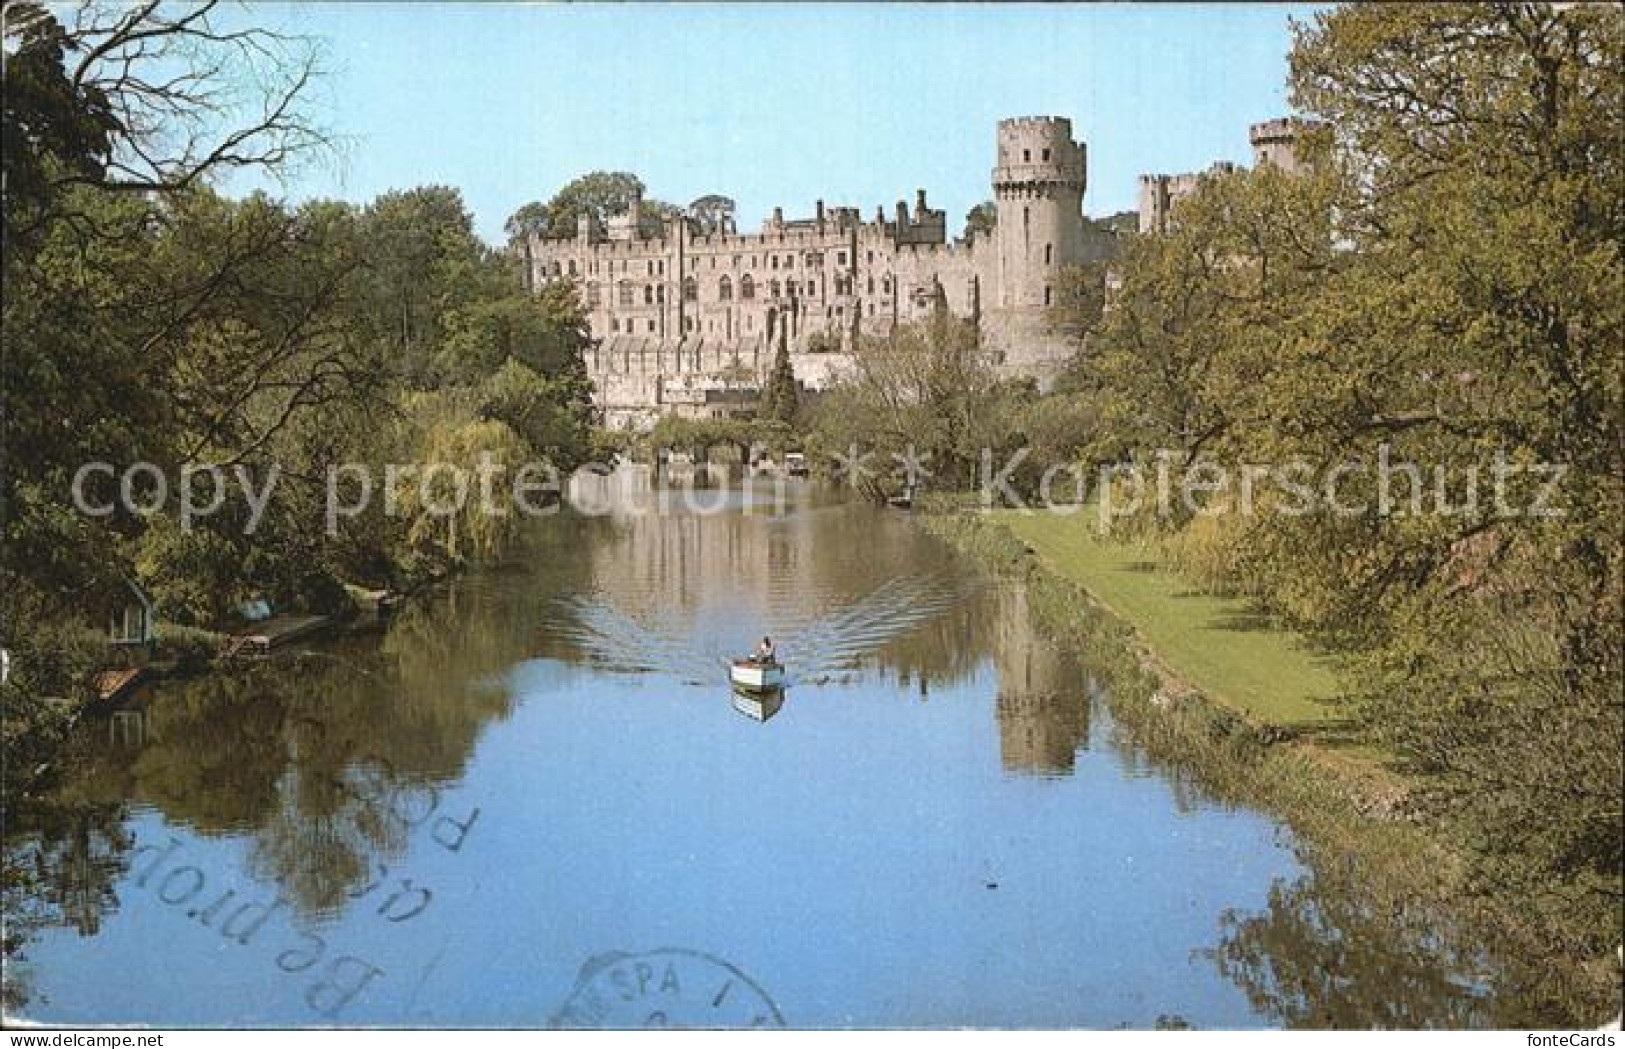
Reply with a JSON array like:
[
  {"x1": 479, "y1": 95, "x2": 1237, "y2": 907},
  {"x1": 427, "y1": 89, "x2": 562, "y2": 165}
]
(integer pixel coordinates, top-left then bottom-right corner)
[{"x1": 237, "y1": 3, "x2": 1323, "y2": 244}]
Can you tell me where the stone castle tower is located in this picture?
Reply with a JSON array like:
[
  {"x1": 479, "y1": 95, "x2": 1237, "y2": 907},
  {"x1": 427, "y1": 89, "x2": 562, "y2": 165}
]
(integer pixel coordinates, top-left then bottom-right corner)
[{"x1": 985, "y1": 117, "x2": 1089, "y2": 373}]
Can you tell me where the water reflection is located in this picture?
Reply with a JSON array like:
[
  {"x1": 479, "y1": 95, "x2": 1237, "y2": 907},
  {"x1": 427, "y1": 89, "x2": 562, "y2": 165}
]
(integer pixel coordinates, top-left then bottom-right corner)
[
  {"x1": 988, "y1": 588, "x2": 1093, "y2": 777},
  {"x1": 1, "y1": 476, "x2": 1537, "y2": 1026}
]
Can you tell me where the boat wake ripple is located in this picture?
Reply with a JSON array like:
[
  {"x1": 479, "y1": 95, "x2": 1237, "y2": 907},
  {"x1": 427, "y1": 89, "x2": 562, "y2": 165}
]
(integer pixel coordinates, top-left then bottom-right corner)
[{"x1": 551, "y1": 574, "x2": 964, "y2": 687}]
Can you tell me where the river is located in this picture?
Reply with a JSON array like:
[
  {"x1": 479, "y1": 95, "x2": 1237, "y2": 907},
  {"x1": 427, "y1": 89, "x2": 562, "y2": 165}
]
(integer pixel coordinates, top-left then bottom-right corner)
[{"x1": 2, "y1": 471, "x2": 1496, "y2": 1027}]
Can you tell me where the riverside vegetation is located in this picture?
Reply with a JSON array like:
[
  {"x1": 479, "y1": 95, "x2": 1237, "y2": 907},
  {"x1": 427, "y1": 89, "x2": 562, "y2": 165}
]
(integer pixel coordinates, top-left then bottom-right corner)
[
  {"x1": 806, "y1": 3, "x2": 1622, "y2": 1022},
  {"x1": 2, "y1": 0, "x2": 1619, "y2": 1024}
]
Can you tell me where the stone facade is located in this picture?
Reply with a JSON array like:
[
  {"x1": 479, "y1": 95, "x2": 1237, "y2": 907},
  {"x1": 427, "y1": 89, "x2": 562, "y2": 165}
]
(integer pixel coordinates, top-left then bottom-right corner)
[
  {"x1": 525, "y1": 117, "x2": 1102, "y2": 430},
  {"x1": 1137, "y1": 117, "x2": 1315, "y2": 235}
]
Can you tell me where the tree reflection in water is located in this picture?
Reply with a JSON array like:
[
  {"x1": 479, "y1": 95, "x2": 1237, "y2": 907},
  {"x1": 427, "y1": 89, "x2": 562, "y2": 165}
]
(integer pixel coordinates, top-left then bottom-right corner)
[{"x1": 1207, "y1": 868, "x2": 1495, "y2": 1029}]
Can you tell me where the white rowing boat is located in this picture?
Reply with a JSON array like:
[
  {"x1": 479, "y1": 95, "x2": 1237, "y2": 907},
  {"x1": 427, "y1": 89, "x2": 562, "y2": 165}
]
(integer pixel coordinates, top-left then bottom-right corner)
[{"x1": 729, "y1": 659, "x2": 785, "y2": 692}]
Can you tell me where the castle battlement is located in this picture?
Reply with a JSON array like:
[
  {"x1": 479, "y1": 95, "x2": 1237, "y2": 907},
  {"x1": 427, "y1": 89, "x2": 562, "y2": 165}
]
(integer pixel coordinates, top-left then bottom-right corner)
[{"x1": 524, "y1": 117, "x2": 1096, "y2": 429}]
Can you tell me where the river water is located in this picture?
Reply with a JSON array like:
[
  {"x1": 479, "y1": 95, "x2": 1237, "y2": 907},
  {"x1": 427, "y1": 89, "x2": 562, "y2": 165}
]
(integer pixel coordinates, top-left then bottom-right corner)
[{"x1": 3, "y1": 472, "x2": 1496, "y2": 1027}]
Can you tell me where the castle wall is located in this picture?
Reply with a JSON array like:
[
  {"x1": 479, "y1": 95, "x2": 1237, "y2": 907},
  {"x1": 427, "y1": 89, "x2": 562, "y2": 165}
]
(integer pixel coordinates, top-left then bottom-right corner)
[{"x1": 526, "y1": 117, "x2": 1095, "y2": 428}]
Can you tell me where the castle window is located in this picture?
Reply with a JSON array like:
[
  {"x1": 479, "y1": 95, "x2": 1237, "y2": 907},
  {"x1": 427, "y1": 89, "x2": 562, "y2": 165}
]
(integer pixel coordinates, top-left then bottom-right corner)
[
  {"x1": 586, "y1": 283, "x2": 601, "y2": 307},
  {"x1": 1045, "y1": 243, "x2": 1053, "y2": 265},
  {"x1": 644, "y1": 285, "x2": 654, "y2": 305},
  {"x1": 568, "y1": 259, "x2": 577, "y2": 276},
  {"x1": 1042, "y1": 148, "x2": 1051, "y2": 162},
  {"x1": 771, "y1": 255, "x2": 779, "y2": 270},
  {"x1": 610, "y1": 318, "x2": 619, "y2": 332},
  {"x1": 682, "y1": 276, "x2": 697, "y2": 301},
  {"x1": 867, "y1": 276, "x2": 874, "y2": 294},
  {"x1": 619, "y1": 283, "x2": 633, "y2": 307},
  {"x1": 807, "y1": 280, "x2": 816, "y2": 296},
  {"x1": 648, "y1": 320, "x2": 656, "y2": 332},
  {"x1": 746, "y1": 314, "x2": 753, "y2": 330},
  {"x1": 882, "y1": 276, "x2": 892, "y2": 294},
  {"x1": 551, "y1": 261, "x2": 562, "y2": 277},
  {"x1": 656, "y1": 284, "x2": 665, "y2": 304},
  {"x1": 769, "y1": 279, "x2": 781, "y2": 298},
  {"x1": 868, "y1": 302, "x2": 875, "y2": 317},
  {"x1": 837, "y1": 251, "x2": 847, "y2": 266},
  {"x1": 1023, "y1": 149, "x2": 1031, "y2": 162},
  {"x1": 1044, "y1": 286, "x2": 1053, "y2": 306},
  {"x1": 785, "y1": 254, "x2": 794, "y2": 269},
  {"x1": 719, "y1": 276, "x2": 732, "y2": 300},
  {"x1": 741, "y1": 274, "x2": 755, "y2": 299}
]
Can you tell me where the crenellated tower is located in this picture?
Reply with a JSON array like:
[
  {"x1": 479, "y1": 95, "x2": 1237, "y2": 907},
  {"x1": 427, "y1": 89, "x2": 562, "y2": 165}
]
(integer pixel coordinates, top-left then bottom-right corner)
[
  {"x1": 986, "y1": 116, "x2": 1088, "y2": 381},
  {"x1": 991, "y1": 117, "x2": 1087, "y2": 311}
]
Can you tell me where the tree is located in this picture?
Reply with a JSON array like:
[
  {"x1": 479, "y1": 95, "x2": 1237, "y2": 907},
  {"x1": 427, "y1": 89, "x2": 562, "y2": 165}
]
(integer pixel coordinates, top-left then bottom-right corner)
[
  {"x1": 503, "y1": 201, "x2": 551, "y2": 245},
  {"x1": 687, "y1": 194, "x2": 736, "y2": 235},
  {"x1": 760, "y1": 329, "x2": 799, "y2": 424},
  {"x1": 540, "y1": 171, "x2": 645, "y2": 239}
]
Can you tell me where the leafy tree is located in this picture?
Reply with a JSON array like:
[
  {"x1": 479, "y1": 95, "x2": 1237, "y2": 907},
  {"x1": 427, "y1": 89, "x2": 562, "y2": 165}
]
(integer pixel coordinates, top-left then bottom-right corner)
[
  {"x1": 760, "y1": 324, "x2": 799, "y2": 424},
  {"x1": 539, "y1": 171, "x2": 645, "y2": 239},
  {"x1": 687, "y1": 194, "x2": 737, "y2": 235},
  {"x1": 963, "y1": 200, "x2": 997, "y2": 241}
]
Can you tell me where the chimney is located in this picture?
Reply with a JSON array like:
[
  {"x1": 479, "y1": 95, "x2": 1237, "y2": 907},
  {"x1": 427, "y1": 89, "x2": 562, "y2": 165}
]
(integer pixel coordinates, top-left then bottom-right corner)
[
  {"x1": 916, "y1": 188, "x2": 928, "y2": 214},
  {"x1": 896, "y1": 200, "x2": 909, "y2": 226}
]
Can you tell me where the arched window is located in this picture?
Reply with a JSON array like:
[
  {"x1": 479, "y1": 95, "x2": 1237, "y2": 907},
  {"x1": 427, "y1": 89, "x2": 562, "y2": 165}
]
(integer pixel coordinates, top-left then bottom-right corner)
[
  {"x1": 682, "y1": 276, "x2": 697, "y2": 301},
  {"x1": 719, "y1": 276, "x2": 733, "y2": 301},
  {"x1": 741, "y1": 274, "x2": 755, "y2": 299}
]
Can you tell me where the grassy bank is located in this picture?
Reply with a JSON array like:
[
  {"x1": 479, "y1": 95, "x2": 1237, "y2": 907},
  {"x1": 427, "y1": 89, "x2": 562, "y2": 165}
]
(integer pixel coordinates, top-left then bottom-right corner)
[
  {"x1": 921, "y1": 507, "x2": 1617, "y2": 1027},
  {"x1": 999, "y1": 510, "x2": 1347, "y2": 734}
]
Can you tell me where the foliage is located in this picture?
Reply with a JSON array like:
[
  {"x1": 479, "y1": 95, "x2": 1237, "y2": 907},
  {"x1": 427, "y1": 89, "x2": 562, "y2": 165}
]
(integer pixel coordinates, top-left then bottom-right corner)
[
  {"x1": 963, "y1": 199, "x2": 997, "y2": 240},
  {"x1": 806, "y1": 312, "x2": 1005, "y2": 496},
  {"x1": 1, "y1": 5, "x2": 596, "y2": 791},
  {"x1": 687, "y1": 194, "x2": 736, "y2": 235},
  {"x1": 759, "y1": 332, "x2": 799, "y2": 424},
  {"x1": 1052, "y1": 1, "x2": 1624, "y2": 956}
]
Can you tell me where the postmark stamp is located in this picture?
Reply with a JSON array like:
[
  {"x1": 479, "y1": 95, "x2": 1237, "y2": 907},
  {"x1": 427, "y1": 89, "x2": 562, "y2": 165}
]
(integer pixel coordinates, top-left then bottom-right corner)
[{"x1": 550, "y1": 948, "x2": 785, "y2": 1029}]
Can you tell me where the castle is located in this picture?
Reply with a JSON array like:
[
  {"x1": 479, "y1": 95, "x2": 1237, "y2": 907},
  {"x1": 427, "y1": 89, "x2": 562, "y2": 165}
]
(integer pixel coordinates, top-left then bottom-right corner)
[
  {"x1": 524, "y1": 117, "x2": 1113, "y2": 429},
  {"x1": 1138, "y1": 118, "x2": 1314, "y2": 234},
  {"x1": 525, "y1": 115, "x2": 1308, "y2": 430}
]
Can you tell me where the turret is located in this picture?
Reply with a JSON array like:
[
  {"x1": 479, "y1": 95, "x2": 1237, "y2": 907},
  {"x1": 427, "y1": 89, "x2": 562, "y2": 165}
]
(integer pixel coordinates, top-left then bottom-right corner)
[{"x1": 1249, "y1": 117, "x2": 1319, "y2": 174}]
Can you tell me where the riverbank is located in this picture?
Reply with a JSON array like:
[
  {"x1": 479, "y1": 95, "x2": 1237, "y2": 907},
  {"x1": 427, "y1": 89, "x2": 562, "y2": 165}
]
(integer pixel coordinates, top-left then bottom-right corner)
[{"x1": 922, "y1": 507, "x2": 1619, "y2": 1027}]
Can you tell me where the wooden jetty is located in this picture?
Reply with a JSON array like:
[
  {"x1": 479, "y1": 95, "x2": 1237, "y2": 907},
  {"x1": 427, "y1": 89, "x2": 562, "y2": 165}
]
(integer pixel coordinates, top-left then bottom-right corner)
[{"x1": 220, "y1": 614, "x2": 333, "y2": 659}]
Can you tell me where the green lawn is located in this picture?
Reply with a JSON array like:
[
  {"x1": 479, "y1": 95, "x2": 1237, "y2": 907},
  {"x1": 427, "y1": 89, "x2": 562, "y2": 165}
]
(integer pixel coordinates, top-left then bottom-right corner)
[{"x1": 996, "y1": 511, "x2": 1350, "y2": 732}]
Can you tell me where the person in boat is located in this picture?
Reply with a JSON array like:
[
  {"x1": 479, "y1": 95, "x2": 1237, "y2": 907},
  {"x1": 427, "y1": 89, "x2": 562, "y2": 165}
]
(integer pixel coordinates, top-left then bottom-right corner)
[{"x1": 753, "y1": 636, "x2": 776, "y2": 665}]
